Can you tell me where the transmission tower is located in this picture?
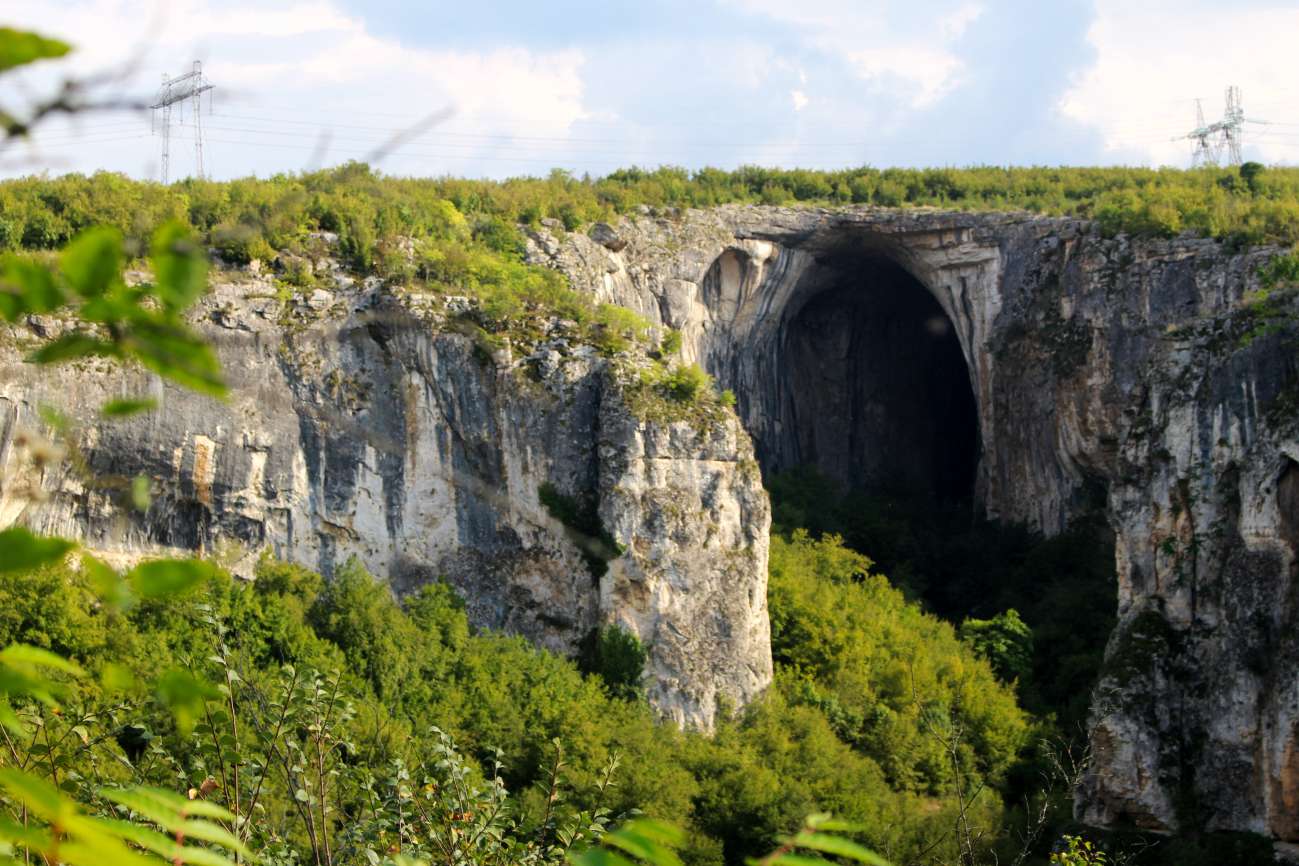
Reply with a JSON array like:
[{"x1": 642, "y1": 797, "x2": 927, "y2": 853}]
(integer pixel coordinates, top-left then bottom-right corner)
[
  {"x1": 1187, "y1": 99, "x2": 1216, "y2": 167},
  {"x1": 151, "y1": 61, "x2": 214, "y2": 183},
  {"x1": 1176, "y1": 85, "x2": 1268, "y2": 168}
]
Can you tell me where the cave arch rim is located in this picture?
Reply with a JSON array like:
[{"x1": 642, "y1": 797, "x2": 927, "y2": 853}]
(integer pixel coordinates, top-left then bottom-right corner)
[{"x1": 728, "y1": 232, "x2": 984, "y2": 506}]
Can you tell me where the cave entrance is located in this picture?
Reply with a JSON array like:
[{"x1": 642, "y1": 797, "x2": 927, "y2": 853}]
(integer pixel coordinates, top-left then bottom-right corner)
[{"x1": 780, "y1": 252, "x2": 979, "y2": 504}]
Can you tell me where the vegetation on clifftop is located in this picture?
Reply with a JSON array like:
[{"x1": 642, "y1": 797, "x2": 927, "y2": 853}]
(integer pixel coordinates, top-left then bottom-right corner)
[{"x1": 4, "y1": 162, "x2": 1299, "y2": 267}]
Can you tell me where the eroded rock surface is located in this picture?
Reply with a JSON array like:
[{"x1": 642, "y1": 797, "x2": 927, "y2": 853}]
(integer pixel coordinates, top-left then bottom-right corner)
[
  {"x1": 528, "y1": 205, "x2": 1299, "y2": 842},
  {"x1": 0, "y1": 278, "x2": 771, "y2": 729},
  {"x1": 5, "y1": 202, "x2": 1299, "y2": 842}
]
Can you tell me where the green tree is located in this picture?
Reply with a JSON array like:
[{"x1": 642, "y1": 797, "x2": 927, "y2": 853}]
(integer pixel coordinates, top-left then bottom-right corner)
[{"x1": 959, "y1": 609, "x2": 1034, "y2": 684}]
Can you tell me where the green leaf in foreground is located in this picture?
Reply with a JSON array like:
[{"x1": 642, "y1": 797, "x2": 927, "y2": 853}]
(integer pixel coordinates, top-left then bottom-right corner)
[
  {"x1": 790, "y1": 832, "x2": 890, "y2": 866},
  {"x1": 104, "y1": 817, "x2": 241, "y2": 866},
  {"x1": 0, "y1": 644, "x2": 84, "y2": 714},
  {"x1": 27, "y1": 332, "x2": 118, "y2": 365},
  {"x1": 155, "y1": 670, "x2": 222, "y2": 735},
  {"x1": 127, "y1": 324, "x2": 227, "y2": 397},
  {"x1": 0, "y1": 527, "x2": 73, "y2": 573},
  {"x1": 101, "y1": 397, "x2": 158, "y2": 418},
  {"x1": 761, "y1": 855, "x2": 833, "y2": 866},
  {"x1": 151, "y1": 222, "x2": 208, "y2": 312},
  {"x1": 570, "y1": 849, "x2": 638, "y2": 866},
  {"x1": 101, "y1": 786, "x2": 238, "y2": 828},
  {"x1": 83, "y1": 554, "x2": 133, "y2": 611},
  {"x1": 0, "y1": 27, "x2": 71, "y2": 73},
  {"x1": 0, "y1": 644, "x2": 85, "y2": 677},
  {"x1": 0, "y1": 770, "x2": 160, "y2": 866},
  {"x1": 0, "y1": 255, "x2": 64, "y2": 319},
  {"x1": 129, "y1": 474, "x2": 152, "y2": 511},
  {"x1": 60, "y1": 226, "x2": 122, "y2": 298},
  {"x1": 573, "y1": 819, "x2": 685, "y2": 866},
  {"x1": 126, "y1": 559, "x2": 217, "y2": 599}
]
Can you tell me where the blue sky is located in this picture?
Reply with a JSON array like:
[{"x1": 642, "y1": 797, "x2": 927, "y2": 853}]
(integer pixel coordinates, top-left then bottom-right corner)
[{"x1": 5, "y1": 0, "x2": 1299, "y2": 180}]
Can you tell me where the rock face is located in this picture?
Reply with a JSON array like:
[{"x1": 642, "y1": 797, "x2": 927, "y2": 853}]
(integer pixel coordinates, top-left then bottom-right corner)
[
  {"x1": 4, "y1": 203, "x2": 1299, "y2": 841},
  {"x1": 0, "y1": 279, "x2": 771, "y2": 729},
  {"x1": 530, "y1": 207, "x2": 1299, "y2": 841}
]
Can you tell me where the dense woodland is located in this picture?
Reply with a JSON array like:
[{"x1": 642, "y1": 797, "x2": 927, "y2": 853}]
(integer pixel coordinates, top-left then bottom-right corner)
[
  {"x1": 1, "y1": 24, "x2": 1296, "y2": 866},
  {"x1": 0, "y1": 535, "x2": 1033, "y2": 865}
]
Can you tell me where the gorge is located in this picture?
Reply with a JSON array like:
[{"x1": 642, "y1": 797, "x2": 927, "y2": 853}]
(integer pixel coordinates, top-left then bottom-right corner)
[{"x1": 2, "y1": 203, "x2": 1298, "y2": 847}]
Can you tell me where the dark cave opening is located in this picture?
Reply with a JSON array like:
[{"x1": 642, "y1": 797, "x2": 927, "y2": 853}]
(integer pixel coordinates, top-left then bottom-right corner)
[
  {"x1": 781, "y1": 254, "x2": 979, "y2": 504},
  {"x1": 762, "y1": 246, "x2": 1116, "y2": 759}
]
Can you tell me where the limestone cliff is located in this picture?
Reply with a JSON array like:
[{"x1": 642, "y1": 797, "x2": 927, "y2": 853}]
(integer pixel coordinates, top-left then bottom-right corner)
[
  {"x1": 528, "y1": 206, "x2": 1299, "y2": 842},
  {"x1": 0, "y1": 274, "x2": 772, "y2": 729},
  {"x1": 4, "y1": 202, "x2": 1299, "y2": 843}
]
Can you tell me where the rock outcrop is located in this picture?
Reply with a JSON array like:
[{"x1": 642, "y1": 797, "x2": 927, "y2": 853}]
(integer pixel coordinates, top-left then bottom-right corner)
[
  {"x1": 4, "y1": 202, "x2": 1299, "y2": 843},
  {"x1": 526, "y1": 205, "x2": 1299, "y2": 842},
  {"x1": 0, "y1": 277, "x2": 771, "y2": 729}
]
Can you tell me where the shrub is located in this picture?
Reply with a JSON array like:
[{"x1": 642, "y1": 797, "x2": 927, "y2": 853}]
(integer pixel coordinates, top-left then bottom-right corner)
[
  {"x1": 210, "y1": 221, "x2": 274, "y2": 265},
  {"x1": 960, "y1": 608, "x2": 1034, "y2": 684},
  {"x1": 1240, "y1": 161, "x2": 1265, "y2": 194},
  {"x1": 580, "y1": 624, "x2": 647, "y2": 700},
  {"x1": 472, "y1": 214, "x2": 525, "y2": 256},
  {"x1": 767, "y1": 530, "x2": 1030, "y2": 794},
  {"x1": 1052, "y1": 835, "x2": 1108, "y2": 865},
  {"x1": 661, "y1": 363, "x2": 712, "y2": 403}
]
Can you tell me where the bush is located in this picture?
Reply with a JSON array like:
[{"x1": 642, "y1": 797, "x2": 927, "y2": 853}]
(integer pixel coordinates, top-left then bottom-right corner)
[
  {"x1": 210, "y1": 222, "x2": 274, "y2": 265},
  {"x1": 1052, "y1": 835, "x2": 1108, "y2": 865},
  {"x1": 960, "y1": 608, "x2": 1034, "y2": 684},
  {"x1": 580, "y1": 624, "x2": 647, "y2": 700},
  {"x1": 661, "y1": 363, "x2": 712, "y2": 403}
]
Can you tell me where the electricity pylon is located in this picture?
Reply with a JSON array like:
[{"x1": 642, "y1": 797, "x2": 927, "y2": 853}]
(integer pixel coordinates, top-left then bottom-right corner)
[
  {"x1": 1176, "y1": 86, "x2": 1268, "y2": 168},
  {"x1": 151, "y1": 61, "x2": 213, "y2": 183}
]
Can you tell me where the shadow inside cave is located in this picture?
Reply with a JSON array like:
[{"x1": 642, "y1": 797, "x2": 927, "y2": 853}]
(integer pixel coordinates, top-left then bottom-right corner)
[{"x1": 778, "y1": 252, "x2": 979, "y2": 505}]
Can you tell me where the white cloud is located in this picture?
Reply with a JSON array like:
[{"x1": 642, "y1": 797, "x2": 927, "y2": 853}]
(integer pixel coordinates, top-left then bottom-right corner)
[
  {"x1": 2, "y1": 0, "x2": 590, "y2": 178},
  {"x1": 840, "y1": 46, "x2": 965, "y2": 107},
  {"x1": 791, "y1": 89, "x2": 809, "y2": 111},
  {"x1": 722, "y1": 0, "x2": 982, "y2": 108},
  {"x1": 938, "y1": 2, "x2": 983, "y2": 41},
  {"x1": 198, "y1": 3, "x2": 357, "y2": 37},
  {"x1": 1059, "y1": 0, "x2": 1299, "y2": 166}
]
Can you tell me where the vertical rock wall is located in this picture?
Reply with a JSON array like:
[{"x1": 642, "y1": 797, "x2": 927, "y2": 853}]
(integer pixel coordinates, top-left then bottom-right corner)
[
  {"x1": 531, "y1": 205, "x2": 1299, "y2": 842},
  {"x1": 0, "y1": 280, "x2": 771, "y2": 729},
  {"x1": 4, "y1": 201, "x2": 1297, "y2": 838}
]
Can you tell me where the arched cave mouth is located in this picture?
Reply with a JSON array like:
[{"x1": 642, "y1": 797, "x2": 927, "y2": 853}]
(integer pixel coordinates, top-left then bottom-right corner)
[{"x1": 779, "y1": 252, "x2": 979, "y2": 504}]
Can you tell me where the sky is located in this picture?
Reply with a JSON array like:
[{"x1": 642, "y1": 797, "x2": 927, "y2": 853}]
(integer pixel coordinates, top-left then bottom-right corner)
[{"x1": 4, "y1": 0, "x2": 1299, "y2": 181}]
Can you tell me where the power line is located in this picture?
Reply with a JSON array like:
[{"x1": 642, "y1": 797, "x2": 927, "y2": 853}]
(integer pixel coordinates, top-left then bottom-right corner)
[
  {"x1": 196, "y1": 119, "x2": 893, "y2": 155},
  {"x1": 9, "y1": 134, "x2": 151, "y2": 151}
]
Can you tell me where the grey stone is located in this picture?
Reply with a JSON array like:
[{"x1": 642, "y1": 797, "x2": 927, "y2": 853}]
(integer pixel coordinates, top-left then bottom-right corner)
[
  {"x1": 589, "y1": 222, "x2": 628, "y2": 252},
  {"x1": 6, "y1": 203, "x2": 1299, "y2": 843},
  {"x1": 0, "y1": 272, "x2": 771, "y2": 731},
  {"x1": 528, "y1": 204, "x2": 1299, "y2": 843}
]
